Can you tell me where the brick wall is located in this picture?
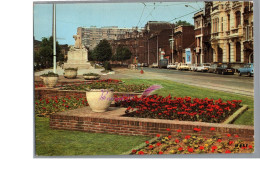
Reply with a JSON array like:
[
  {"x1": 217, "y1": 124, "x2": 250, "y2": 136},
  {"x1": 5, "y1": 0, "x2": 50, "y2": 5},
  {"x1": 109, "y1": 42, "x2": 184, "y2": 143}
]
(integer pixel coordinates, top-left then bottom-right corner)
[{"x1": 49, "y1": 107, "x2": 254, "y2": 141}]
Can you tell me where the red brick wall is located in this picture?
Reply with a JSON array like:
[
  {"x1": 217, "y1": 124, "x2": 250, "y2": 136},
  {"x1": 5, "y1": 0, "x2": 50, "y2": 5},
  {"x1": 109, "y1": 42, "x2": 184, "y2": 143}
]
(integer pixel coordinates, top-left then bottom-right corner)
[{"x1": 50, "y1": 111, "x2": 254, "y2": 141}]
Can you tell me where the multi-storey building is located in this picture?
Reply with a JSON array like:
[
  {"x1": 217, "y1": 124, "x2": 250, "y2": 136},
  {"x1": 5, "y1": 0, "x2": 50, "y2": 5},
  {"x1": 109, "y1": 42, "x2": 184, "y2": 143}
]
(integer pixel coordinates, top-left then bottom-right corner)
[
  {"x1": 77, "y1": 26, "x2": 138, "y2": 50},
  {"x1": 210, "y1": 1, "x2": 254, "y2": 64},
  {"x1": 172, "y1": 25, "x2": 195, "y2": 63},
  {"x1": 143, "y1": 21, "x2": 174, "y2": 65},
  {"x1": 193, "y1": 1, "x2": 213, "y2": 65}
]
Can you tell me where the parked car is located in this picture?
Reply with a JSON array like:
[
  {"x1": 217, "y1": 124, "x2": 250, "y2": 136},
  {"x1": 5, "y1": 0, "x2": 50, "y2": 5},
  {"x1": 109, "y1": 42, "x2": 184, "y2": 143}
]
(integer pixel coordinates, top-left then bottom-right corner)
[
  {"x1": 141, "y1": 63, "x2": 148, "y2": 67},
  {"x1": 159, "y1": 59, "x2": 168, "y2": 68},
  {"x1": 208, "y1": 64, "x2": 218, "y2": 73},
  {"x1": 167, "y1": 62, "x2": 178, "y2": 70},
  {"x1": 196, "y1": 63, "x2": 211, "y2": 72},
  {"x1": 238, "y1": 63, "x2": 254, "y2": 76},
  {"x1": 215, "y1": 64, "x2": 235, "y2": 75},
  {"x1": 151, "y1": 63, "x2": 158, "y2": 68},
  {"x1": 177, "y1": 63, "x2": 190, "y2": 71},
  {"x1": 190, "y1": 64, "x2": 198, "y2": 71}
]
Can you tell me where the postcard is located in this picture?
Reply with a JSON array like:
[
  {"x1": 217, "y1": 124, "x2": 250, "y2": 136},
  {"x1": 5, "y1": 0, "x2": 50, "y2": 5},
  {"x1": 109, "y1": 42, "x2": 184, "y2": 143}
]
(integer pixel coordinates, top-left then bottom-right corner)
[{"x1": 34, "y1": 1, "x2": 254, "y2": 156}]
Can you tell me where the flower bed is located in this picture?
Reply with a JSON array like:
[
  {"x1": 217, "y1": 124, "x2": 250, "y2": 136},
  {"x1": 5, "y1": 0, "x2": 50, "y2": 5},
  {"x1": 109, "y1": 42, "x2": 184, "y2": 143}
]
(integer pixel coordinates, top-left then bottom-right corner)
[
  {"x1": 115, "y1": 95, "x2": 242, "y2": 123},
  {"x1": 35, "y1": 94, "x2": 88, "y2": 117},
  {"x1": 130, "y1": 128, "x2": 254, "y2": 155},
  {"x1": 60, "y1": 81, "x2": 150, "y2": 93}
]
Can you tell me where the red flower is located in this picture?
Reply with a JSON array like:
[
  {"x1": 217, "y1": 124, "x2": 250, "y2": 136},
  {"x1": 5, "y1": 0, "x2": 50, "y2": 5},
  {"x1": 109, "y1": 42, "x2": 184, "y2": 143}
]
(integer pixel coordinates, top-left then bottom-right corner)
[
  {"x1": 227, "y1": 134, "x2": 231, "y2": 137},
  {"x1": 166, "y1": 128, "x2": 170, "y2": 132},
  {"x1": 217, "y1": 139, "x2": 222, "y2": 143},
  {"x1": 156, "y1": 134, "x2": 160, "y2": 138},
  {"x1": 145, "y1": 141, "x2": 149, "y2": 144},
  {"x1": 210, "y1": 127, "x2": 215, "y2": 131},
  {"x1": 159, "y1": 151, "x2": 163, "y2": 154},
  {"x1": 138, "y1": 151, "x2": 144, "y2": 155},
  {"x1": 148, "y1": 145, "x2": 154, "y2": 149},
  {"x1": 228, "y1": 141, "x2": 234, "y2": 145},
  {"x1": 188, "y1": 148, "x2": 194, "y2": 153},
  {"x1": 156, "y1": 142, "x2": 161, "y2": 146},
  {"x1": 177, "y1": 129, "x2": 182, "y2": 133},
  {"x1": 211, "y1": 146, "x2": 217, "y2": 150},
  {"x1": 234, "y1": 134, "x2": 239, "y2": 138},
  {"x1": 199, "y1": 146, "x2": 204, "y2": 150},
  {"x1": 193, "y1": 127, "x2": 201, "y2": 132},
  {"x1": 132, "y1": 149, "x2": 137, "y2": 154},
  {"x1": 168, "y1": 135, "x2": 172, "y2": 139},
  {"x1": 178, "y1": 147, "x2": 183, "y2": 151},
  {"x1": 225, "y1": 150, "x2": 231, "y2": 153},
  {"x1": 249, "y1": 145, "x2": 253, "y2": 149},
  {"x1": 175, "y1": 139, "x2": 179, "y2": 143},
  {"x1": 185, "y1": 135, "x2": 191, "y2": 139}
]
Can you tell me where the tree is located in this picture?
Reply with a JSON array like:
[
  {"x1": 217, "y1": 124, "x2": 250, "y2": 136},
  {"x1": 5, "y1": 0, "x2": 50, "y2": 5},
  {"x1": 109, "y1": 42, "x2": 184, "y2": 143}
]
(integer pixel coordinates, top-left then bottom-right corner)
[
  {"x1": 37, "y1": 36, "x2": 63, "y2": 68},
  {"x1": 174, "y1": 20, "x2": 193, "y2": 26},
  {"x1": 94, "y1": 39, "x2": 112, "y2": 62},
  {"x1": 114, "y1": 45, "x2": 132, "y2": 62}
]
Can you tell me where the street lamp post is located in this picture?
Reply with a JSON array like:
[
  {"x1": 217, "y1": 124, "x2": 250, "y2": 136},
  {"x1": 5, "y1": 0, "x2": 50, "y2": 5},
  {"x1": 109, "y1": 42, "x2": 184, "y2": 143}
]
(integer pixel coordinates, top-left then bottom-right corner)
[{"x1": 52, "y1": 3, "x2": 57, "y2": 73}]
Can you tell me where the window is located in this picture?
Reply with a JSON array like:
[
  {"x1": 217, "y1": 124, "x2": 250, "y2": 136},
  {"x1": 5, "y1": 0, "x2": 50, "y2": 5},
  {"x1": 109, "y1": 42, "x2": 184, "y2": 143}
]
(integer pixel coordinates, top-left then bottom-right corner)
[
  {"x1": 235, "y1": 11, "x2": 241, "y2": 27},
  {"x1": 227, "y1": 14, "x2": 230, "y2": 31},
  {"x1": 221, "y1": 17, "x2": 223, "y2": 31}
]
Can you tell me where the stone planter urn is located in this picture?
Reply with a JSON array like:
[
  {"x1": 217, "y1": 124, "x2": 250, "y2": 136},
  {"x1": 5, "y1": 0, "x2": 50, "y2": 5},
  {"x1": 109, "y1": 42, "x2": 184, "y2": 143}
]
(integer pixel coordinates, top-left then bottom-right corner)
[
  {"x1": 64, "y1": 68, "x2": 77, "y2": 79},
  {"x1": 40, "y1": 72, "x2": 59, "y2": 88},
  {"x1": 86, "y1": 89, "x2": 114, "y2": 112}
]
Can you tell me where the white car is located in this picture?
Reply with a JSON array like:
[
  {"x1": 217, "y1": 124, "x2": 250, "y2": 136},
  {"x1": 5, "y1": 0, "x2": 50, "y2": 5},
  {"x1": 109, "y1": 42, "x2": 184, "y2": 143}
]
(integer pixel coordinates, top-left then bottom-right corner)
[
  {"x1": 196, "y1": 63, "x2": 211, "y2": 72},
  {"x1": 167, "y1": 63, "x2": 178, "y2": 69},
  {"x1": 190, "y1": 64, "x2": 198, "y2": 71},
  {"x1": 151, "y1": 63, "x2": 158, "y2": 68},
  {"x1": 177, "y1": 63, "x2": 190, "y2": 71}
]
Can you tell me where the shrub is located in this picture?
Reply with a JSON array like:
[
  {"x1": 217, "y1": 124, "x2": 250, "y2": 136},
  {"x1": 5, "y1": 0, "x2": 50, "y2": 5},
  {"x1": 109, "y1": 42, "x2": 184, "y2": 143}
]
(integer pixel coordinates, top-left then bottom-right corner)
[
  {"x1": 40, "y1": 72, "x2": 59, "y2": 77},
  {"x1": 83, "y1": 73, "x2": 100, "y2": 76},
  {"x1": 64, "y1": 67, "x2": 78, "y2": 71},
  {"x1": 103, "y1": 61, "x2": 112, "y2": 71}
]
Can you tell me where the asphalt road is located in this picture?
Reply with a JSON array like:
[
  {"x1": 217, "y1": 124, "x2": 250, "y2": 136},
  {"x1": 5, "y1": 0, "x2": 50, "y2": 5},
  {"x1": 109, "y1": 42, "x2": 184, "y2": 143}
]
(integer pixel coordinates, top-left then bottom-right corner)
[{"x1": 108, "y1": 67, "x2": 254, "y2": 97}]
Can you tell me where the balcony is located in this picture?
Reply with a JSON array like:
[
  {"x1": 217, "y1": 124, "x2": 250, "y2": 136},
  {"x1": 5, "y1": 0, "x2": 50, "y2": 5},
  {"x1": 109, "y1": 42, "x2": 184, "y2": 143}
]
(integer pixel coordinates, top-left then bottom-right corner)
[{"x1": 211, "y1": 32, "x2": 219, "y2": 38}]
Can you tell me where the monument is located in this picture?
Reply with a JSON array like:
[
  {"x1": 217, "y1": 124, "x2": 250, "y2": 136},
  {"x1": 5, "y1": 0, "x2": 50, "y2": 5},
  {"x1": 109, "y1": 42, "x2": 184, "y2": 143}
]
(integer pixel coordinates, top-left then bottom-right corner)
[{"x1": 64, "y1": 33, "x2": 93, "y2": 69}]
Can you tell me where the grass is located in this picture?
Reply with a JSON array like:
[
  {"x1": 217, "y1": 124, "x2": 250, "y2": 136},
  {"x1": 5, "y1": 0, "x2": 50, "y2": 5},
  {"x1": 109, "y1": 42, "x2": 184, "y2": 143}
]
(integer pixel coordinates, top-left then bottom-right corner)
[
  {"x1": 35, "y1": 117, "x2": 150, "y2": 156},
  {"x1": 122, "y1": 79, "x2": 254, "y2": 126}
]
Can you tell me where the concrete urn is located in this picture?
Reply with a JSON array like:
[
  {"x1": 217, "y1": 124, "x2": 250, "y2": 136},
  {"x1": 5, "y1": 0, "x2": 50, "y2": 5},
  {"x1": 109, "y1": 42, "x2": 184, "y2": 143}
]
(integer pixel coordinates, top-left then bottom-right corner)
[
  {"x1": 86, "y1": 89, "x2": 114, "y2": 112},
  {"x1": 64, "y1": 69, "x2": 77, "y2": 79},
  {"x1": 41, "y1": 77, "x2": 59, "y2": 88}
]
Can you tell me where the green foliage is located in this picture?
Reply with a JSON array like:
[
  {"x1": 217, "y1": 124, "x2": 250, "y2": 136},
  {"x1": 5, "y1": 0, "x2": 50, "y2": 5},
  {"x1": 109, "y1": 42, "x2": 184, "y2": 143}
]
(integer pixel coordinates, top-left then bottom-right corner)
[
  {"x1": 93, "y1": 39, "x2": 112, "y2": 62},
  {"x1": 35, "y1": 36, "x2": 64, "y2": 69},
  {"x1": 175, "y1": 20, "x2": 193, "y2": 26},
  {"x1": 83, "y1": 73, "x2": 100, "y2": 76},
  {"x1": 114, "y1": 45, "x2": 132, "y2": 61},
  {"x1": 40, "y1": 71, "x2": 59, "y2": 77},
  {"x1": 88, "y1": 49, "x2": 97, "y2": 61},
  {"x1": 103, "y1": 61, "x2": 112, "y2": 71},
  {"x1": 64, "y1": 67, "x2": 78, "y2": 71}
]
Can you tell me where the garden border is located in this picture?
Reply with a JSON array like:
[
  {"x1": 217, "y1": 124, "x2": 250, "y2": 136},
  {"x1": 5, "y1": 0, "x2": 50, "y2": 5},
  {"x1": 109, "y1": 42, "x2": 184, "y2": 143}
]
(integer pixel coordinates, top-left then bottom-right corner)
[{"x1": 49, "y1": 106, "x2": 254, "y2": 141}]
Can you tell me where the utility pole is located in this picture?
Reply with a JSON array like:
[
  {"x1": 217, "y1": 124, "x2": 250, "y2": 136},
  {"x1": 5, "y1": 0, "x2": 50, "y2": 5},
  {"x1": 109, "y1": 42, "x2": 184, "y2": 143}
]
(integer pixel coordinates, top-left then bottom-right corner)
[{"x1": 53, "y1": 4, "x2": 57, "y2": 73}]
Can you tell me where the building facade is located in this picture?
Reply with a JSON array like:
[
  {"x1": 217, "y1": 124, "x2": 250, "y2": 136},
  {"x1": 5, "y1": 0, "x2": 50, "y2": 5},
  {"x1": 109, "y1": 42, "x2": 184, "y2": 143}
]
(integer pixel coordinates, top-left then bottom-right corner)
[
  {"x1": 210, "y1": 1, "x2": 254, "y2": 64},
  {"x1": 77, "y1": 26, "x2": 138, "y2": 50}
]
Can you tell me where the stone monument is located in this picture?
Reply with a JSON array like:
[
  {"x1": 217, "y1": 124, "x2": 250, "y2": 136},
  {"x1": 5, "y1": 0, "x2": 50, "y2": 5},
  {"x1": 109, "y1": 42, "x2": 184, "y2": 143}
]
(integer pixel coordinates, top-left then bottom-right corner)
[{"x1": 64, "y1": 33, "x2": 93, "y2": 69}]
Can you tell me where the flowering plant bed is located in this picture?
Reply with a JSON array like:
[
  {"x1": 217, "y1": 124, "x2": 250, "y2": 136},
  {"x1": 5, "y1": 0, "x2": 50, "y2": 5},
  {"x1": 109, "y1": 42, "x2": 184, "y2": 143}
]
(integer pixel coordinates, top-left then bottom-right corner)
[
  {"x1": 129, "y1": 128, "x2": 254, "y2": 155},
  {"x1": 115, "y1": 95, "x2": 242, "y2": 123},
  {"x1": 35, "y1": 94, "x2": 88, "y2": 117},
  {"x1": 60, "y1": 81, "x2": 150, "y2": 93}
]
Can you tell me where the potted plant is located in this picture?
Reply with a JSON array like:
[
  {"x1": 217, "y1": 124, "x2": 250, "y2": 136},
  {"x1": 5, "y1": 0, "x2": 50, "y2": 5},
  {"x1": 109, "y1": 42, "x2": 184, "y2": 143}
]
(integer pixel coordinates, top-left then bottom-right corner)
[
  {"x1": 86, "y1": 83, "x2": 114, "y2": 112},
  {"x1": 83, "y1": 73, "x2": 101, "y2": 80},
  {"x1": 64, "y1": 67, "x2": 78, "y2": 79},
  {"x1": 40, "y1": 72, "x2": 59, "y2": 88}
]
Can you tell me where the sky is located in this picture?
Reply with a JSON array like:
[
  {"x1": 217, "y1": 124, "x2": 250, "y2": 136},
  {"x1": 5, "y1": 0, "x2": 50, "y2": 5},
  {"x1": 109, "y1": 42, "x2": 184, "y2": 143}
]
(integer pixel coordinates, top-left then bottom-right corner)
[{"x1": 33, "y1": 1, "x2": 204, "y2": 45}]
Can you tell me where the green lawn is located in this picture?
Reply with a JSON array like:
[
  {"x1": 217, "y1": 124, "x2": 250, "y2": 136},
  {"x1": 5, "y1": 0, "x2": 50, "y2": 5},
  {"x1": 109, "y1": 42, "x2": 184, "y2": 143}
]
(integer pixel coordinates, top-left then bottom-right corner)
[
  {"x1": 122, "y1": 79, "x2": 254, "y2": 126},
  {"x1": 35, "y1": 117, "x2": 150, "y2": 156}
]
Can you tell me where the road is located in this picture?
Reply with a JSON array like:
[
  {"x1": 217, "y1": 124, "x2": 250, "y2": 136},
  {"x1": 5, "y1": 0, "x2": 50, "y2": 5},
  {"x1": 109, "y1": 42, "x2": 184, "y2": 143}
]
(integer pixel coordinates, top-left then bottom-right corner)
[{"x1": 107, "y1": 67, "x2": 254, "y2": 97}]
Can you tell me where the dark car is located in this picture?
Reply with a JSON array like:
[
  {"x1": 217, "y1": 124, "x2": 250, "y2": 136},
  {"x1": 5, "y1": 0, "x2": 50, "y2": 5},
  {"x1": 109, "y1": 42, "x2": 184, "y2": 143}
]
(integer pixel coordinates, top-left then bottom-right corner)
[
  {"x1": 158, "y1": 59, "x2": 168, "y2": 68},
  {"x1": 215, "y1": 64, "x2": 235, "y2": 75},
  {"x1": 208, "y1": 64, "x2": 217, "y2": 73}
]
